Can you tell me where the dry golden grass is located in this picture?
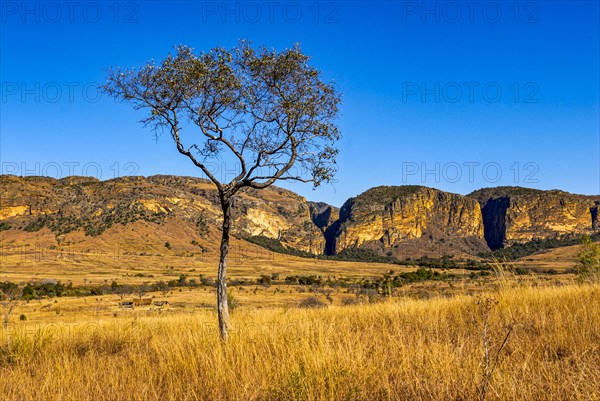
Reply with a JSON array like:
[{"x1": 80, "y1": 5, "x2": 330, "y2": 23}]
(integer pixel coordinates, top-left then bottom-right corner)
[
  {"x1": 1, "y1": 222, "x2": 579, "y2": 289},
  {"x1": 1, "y1": 283, "x2": 599, "y2": 401},
  {"x1": 0, "y1": 225, "x2": 406, "y2": 287}
]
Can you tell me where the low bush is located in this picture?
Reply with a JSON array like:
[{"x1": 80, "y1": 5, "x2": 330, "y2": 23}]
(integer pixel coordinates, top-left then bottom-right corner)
[{"x1": 298, "y1": 296, "x2": 326, "y2": 308}]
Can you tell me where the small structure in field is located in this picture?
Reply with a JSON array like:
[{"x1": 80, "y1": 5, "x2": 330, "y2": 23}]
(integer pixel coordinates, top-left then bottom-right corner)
[
  {"x1": 119, "y1": 301, "x2": 134, "y2": 309},
  {"x1": 133, "y1": 298, "x2": 152, "y2": 307},
  {"x1": 153, "y1": 300, "x2": 170, "y2": 308}
]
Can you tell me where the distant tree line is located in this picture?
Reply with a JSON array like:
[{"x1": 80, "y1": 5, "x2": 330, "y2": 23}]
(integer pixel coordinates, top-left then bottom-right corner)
[
  {"x1": 245, "y1": 235, "x2": 492, "y2": 269},
  {"x1": 479, "y1": 232, "x2": 600, "y2": 261}
]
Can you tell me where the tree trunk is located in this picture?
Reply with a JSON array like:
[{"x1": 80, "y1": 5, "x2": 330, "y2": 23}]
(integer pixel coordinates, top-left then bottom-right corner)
[
  {"x1": 3, "y1": 304, "x2": 15, "y2": 330},
  {"x1": 217, "y1": 196, "x2": 232, "y2": 341}
]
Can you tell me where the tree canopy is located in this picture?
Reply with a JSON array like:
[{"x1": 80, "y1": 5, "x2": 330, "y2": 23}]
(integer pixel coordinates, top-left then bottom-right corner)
[{"x1": 103, "y1": 42, "x2": 342, "y2": 196}]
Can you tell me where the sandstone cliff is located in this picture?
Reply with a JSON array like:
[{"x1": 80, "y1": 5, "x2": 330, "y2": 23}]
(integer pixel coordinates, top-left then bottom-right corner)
[
  {"x1": 307, "y1": 201, "x2": 341, "y2": 256},
  {"x1": 331, "y1": 186, "x2": 489, "y2": 258},
  {"x1": 469, "y1": 187, "x2": 600, "y2": 250},
  {"x1": 307, "y1": 201, "x2": 339, "y2": 232}
]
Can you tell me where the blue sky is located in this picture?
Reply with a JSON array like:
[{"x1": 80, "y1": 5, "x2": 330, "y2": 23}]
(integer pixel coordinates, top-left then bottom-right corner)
[{"x1": 1, "y1": 0, "x2": 599, "y2": 206}]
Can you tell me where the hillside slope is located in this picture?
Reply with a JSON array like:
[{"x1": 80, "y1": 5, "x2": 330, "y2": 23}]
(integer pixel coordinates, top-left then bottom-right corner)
[{"x1": 0, "y1": 175, "x2": 324, "y2": 255}]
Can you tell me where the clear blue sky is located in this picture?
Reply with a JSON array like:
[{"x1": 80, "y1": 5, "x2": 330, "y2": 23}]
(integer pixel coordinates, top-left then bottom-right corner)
[{"x1": 1, "y1": 1, "x2": 599, "y2": 206}]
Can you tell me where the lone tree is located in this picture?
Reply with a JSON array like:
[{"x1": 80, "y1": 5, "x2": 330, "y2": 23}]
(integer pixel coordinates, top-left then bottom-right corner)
[
  {"x1": 0, "y1": 282, "x2": 22, "y2": 330},
  {"x1": 103, "y1": 42, "x2": 342, "y2": 340}
]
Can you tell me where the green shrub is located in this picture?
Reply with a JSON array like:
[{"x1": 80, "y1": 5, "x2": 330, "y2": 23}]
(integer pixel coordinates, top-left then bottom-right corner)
[
  {"x1": 23, "y1": 217, "x2": 46, "y2": 232},
  {"x1": 298, "y1": 296, "x2": 326, "y2": 308},
  {"x1": 577, "y1": 235, "x2": 600, "y2": 282},
  {"x1": 22, "y1": 281, "x2": 69, "y2": 300},
  {"x1": 285, "y1": 275, "x2": 322, "y2": 286},
  {"x1": 227, "y1": 292, "x2": 238, "y2": 313}
]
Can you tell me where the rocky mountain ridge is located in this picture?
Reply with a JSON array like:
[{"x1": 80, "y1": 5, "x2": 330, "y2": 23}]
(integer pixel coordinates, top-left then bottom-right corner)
[
  {"x1": 0, "y1": 175, "x2": 324, "y2": 254},
  {"x1": 330, "y1": 186, "x2": 489, "y2": 258},
  {"x1": 468, "y1": 186, "x2": 600, "y2": 250},
  {"x1": 1, "y1": 175, "x2": 599, "y2": 259}
]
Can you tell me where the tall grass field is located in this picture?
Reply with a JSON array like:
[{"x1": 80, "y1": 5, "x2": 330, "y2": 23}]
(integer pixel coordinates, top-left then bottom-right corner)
[{"x1": 1, "y1": 284, "x2": 599, "y2": 401}]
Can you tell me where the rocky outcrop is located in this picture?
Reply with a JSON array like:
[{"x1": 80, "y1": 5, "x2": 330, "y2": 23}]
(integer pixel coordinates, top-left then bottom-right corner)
[
  {"x1": 308, "y1": 202, "x2": 339, "y2": 232},
  {"x1": 0, "y1": 175, "x2": 323, "y2": 254},
  {"x1": 307, "y1": 201, "x2": 340, "y2": 255},
  {"x1": 469, "y1": 187, "x2": 600, "y2": 250},
  {"x1": 231, "y1": 187, "x2": 324, "y2": 254},
  {"x1": 3, "y1": 176, "x2": 599, "y2": 259},
  {"x1": 331, "y1": 186, "x2": 489, "y2": 258}
]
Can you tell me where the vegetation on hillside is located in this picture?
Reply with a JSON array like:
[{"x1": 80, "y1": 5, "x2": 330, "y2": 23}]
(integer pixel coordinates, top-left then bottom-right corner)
[
  {"x1": 349, "y1": 185, "x2": 429, "y2": 207},
  {"x1": 479, "y1": 232, "x2": 600, "y2": 261},
  {"x1": 468, "y1": 186, "x2": 546, "y2": 202},
  {"x1": 20, "y1": 204, "x2": 166, "y2": 236},
  {"x1": 245, "y1": 235, "x2": 494, "y2": 271},
  {"x1": 244, "y1": 236, "x2": 315, "y2": 258}
]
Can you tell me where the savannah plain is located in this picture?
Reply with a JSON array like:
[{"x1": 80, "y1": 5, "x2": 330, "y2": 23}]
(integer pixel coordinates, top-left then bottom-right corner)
[
  {"x1": 1, "y1": 27, "x2": 599, "y2": 401},
  {"x1": 1, "y1": 226, "x2": 599, "y2": 401}
]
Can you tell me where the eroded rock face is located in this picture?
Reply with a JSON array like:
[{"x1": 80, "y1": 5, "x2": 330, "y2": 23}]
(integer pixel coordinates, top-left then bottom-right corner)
[
  {"x1": 470, "y1": 187, "x2": 600, "y2": 250},
  {"x1": 0, "y1": 175, "x2": 323, "y2": 254},
  {"x1": 331, "y1": 186, "x2": 489, "y2": 258},
  {"x1": 231, "y1": 187, "x2": 324, "y2": 254},
  {"x1": 308, "y1": 201, "x2": 339, "y2": 232},
  {"x1": 307, "y1": 201, "x2": 340, "y2": 255}
]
